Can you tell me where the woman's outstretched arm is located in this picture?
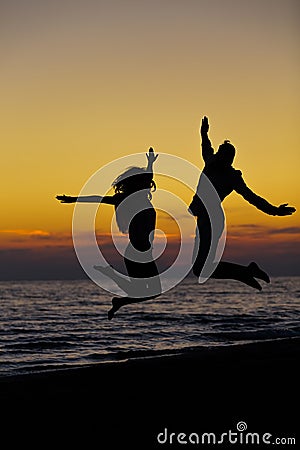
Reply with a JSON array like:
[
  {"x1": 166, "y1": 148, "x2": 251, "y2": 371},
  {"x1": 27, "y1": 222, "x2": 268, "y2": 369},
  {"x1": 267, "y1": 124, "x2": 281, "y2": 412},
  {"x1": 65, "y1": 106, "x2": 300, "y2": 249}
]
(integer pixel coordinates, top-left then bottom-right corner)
[{"x1": 56, "y1": 195, "x2": 117, "y2": 204}]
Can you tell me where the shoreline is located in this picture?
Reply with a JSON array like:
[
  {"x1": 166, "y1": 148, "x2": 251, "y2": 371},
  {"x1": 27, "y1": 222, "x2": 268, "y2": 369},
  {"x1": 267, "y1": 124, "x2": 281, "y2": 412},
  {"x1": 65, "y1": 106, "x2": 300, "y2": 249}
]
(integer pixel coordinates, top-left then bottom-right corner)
[
  {"x1": 0, "y1": 336, "x2": 299, "y2": 386},
  {"x1": 1, "y1": 337, "x2": 299, "y2": 446}
]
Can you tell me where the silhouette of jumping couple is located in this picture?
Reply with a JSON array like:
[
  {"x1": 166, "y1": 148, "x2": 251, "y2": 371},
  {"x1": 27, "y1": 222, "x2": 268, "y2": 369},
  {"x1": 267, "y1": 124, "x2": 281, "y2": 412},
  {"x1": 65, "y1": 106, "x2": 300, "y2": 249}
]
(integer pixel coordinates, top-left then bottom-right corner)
[
  {"x1": 57, "y1": 119, "x2": 296, "y2": 318},
  {"x1": 57, "y1": 148, "x2": 161, "y2": 319},
  {"x1": 189, "y1": 116, "x2": 296, "y2": 290}
]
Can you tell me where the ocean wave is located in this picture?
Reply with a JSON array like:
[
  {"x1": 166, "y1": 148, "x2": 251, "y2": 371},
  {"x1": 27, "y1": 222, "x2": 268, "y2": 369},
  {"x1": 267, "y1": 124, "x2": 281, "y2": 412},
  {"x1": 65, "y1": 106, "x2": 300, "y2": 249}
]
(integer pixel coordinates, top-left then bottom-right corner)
[{"x1": 0, "y1": 277, "x2": 300, "y2": 376}]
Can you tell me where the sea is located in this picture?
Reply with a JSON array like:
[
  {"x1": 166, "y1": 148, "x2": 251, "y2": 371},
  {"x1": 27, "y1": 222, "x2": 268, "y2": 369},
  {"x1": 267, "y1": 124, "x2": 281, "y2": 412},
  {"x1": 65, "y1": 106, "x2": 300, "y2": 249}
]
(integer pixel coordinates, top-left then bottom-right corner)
[{"x1": 0, "y1": 277, "x2": 299, "y2": 378}]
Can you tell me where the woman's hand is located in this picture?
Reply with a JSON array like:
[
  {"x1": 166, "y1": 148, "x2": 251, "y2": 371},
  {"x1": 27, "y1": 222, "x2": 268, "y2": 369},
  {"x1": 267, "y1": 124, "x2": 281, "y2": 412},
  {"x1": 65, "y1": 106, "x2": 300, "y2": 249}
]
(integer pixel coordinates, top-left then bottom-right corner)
[
  {"x1": 146, "y1": 147, "x2": 159, "y2": 165},
  {"x1": 56, "y1": 195, "x2": 77, "y2": 203}
]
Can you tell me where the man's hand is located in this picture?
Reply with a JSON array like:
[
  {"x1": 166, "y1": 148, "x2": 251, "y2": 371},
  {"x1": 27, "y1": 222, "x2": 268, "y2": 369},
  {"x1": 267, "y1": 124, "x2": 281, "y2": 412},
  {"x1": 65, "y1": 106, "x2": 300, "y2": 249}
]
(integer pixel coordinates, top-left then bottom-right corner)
[
  {"x1": 56, "y1": 195, "x2": 76, "y2": 203},
  {"x1": 276, "y1": 203, "x2": 296, "y2": 216},
  {"x1": 201, "y1": 116, "x2": 209, "y2": 136},
  {"x1": 146, "y1": 147, "x2": 159, "y2": 165}
]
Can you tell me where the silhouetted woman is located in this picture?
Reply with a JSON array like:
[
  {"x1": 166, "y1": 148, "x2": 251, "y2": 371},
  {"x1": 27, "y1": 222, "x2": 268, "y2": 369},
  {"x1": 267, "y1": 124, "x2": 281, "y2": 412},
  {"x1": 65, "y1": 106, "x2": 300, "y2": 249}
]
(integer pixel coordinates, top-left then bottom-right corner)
[
  {"x1": 189, "y1": 116, "x2": 296, "y2": 289},
  {"x1": 57, "y1": 148, "x2": 161, "y2": 319}
]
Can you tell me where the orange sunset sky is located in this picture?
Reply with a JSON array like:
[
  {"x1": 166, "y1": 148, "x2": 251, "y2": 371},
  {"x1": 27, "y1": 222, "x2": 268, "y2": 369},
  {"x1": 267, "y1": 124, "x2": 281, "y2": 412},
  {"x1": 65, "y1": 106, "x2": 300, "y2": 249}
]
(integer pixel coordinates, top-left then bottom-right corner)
[{"x1": 0, "y1": 0, "x2": 299, "y2": 279}]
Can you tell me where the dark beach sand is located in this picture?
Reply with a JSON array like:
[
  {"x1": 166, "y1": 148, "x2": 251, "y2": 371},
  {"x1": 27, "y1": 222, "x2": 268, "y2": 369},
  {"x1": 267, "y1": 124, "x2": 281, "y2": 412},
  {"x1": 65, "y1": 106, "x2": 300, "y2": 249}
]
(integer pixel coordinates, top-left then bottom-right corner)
[{"x1": 1, "y1": 337, "x2": 299, "y2": 448}]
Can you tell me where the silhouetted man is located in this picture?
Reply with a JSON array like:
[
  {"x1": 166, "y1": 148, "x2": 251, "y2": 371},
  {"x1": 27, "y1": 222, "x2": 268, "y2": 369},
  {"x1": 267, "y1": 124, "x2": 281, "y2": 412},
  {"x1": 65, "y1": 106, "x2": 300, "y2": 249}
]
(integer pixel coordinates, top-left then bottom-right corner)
[{"x1": 189, "y1": 116, "x2": 296, "y2": 289}]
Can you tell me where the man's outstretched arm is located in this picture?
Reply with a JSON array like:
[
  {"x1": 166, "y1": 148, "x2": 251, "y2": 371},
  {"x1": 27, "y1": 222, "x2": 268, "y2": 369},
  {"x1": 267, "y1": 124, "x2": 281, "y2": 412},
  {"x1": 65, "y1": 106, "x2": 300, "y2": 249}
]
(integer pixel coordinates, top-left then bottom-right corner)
[
  {"x1": 234, "y1": 178, "x2": 296, "y2": 216},
  {"x1": 200, "y1": 116, "x2": 214, "y2": 162}
]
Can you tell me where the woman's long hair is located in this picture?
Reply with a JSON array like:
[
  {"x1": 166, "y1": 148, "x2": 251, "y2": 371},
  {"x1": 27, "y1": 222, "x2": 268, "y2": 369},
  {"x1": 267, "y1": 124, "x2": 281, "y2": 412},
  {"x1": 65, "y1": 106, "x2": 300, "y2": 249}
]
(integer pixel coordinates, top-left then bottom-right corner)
[{"x1": 112, "y1": 167, "x2": 156, "y2": 233}]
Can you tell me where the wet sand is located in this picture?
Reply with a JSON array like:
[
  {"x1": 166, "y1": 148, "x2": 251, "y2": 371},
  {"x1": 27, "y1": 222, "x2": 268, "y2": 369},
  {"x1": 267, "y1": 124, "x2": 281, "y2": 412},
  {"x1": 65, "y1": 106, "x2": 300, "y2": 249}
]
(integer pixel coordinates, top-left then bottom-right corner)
[{"x1": 1, "y1": 337, "x2": 299, "y2": 448}]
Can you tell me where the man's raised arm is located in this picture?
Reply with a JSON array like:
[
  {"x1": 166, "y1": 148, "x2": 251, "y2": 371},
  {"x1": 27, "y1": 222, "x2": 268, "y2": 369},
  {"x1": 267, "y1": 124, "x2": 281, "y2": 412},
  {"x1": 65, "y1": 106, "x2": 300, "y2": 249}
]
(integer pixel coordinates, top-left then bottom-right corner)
[{"x1": 200, "y1": 116, "x2": 214, "y2": 162}]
